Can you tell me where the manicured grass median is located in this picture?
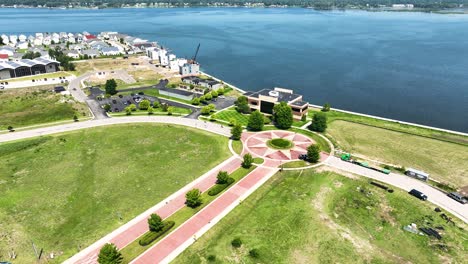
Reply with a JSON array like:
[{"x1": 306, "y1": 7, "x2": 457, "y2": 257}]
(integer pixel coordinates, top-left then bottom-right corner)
[
  {"x1": 211, "y1": 108, "x2": 249, "y2": 126},
  {"x1": 0, "y1": 124, "x2": 230, "y2": 263},
  {"x1": 328, "y1": 120, "x2": 468, "y2": 186},
  {"x1": 231, "y1": 140, "x2": 243, "y2": 155},
  {"x1": 267, "y1": 138, "x2": 294, "y2": 149},
  {"x1": 120, "y1": 165, "x2": 256, "y2": 263},
  {"x1": 262, "y1": 126, "x2": 331, "y2": 153},
  {"x1": 174, "y1": 169, "x2": 467, "y2": 264}
]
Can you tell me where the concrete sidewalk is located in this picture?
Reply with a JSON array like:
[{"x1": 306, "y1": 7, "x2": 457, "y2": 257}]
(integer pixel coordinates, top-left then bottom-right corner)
[
  {"x1": 64, "y1": 156, "x2": 242, "y2": 264},
  {"x1": 131, "y1": 166, "x2": 279, "y2": 264}
]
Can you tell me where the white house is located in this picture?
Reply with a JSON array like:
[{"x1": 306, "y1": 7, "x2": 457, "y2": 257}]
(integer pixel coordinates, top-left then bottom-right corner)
[
  {"x1": 34, "y1": 38, "x2": 43, "y2": 46},
  {"x1": 16, "y1": 41, "x2": 29, "y2": 50},
  {"x1": 9, "y1": 35, "x2": 18, "y2": 44},
  {"x1": 67, "y1": 50, "x2": 80, "y2": 59},
  {"x1": 18, "y1": 34, "x2": 27, "y2": 42},
  {"x1": 82, "y1": 49, "x2": 100, "y2": 58},
  {"x1": 35, "y1": 33, "x2": 43, "y2": 39},
  {"x1": 0, "y1": 46, "x2": 15, "y2": 56},
  {"x1": 1, "y1": 35, "x2": 9, "y2": 45},
  {"x1": 101, "y1": 46, "x2": 121, "y2": 56},
  {"x1": 43, "y1": 37, "x2": 52, "y2": 45},
  {"x1": 179, "y1": 62, "x2": 200, "y2": 76}
]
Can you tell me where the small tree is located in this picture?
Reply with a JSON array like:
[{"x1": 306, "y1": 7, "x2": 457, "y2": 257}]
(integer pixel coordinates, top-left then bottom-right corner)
[
  {"x1": 201, "y1": 105, "x2": 211, "y2": 115},
  {"x1": 148, "y1": 213, "x2": 164, "y2": 232},
  {"x1": 189, "y1": 84, "x2": 195, "y2": 89},
  {"x1": 242, "y1": 153, "x2": 253, "y2": 168},
  {"x1": 208, "y1": 103, "x2": 216, "y2": 111},
  {"x1": 231, "y1": 123, "x2": 243, "y2": 140},
  {"x1": 235, "y1": 96, "x2": 250, "y2": 114},
  {"x1": 104, "y1": 104, "x2": 111, "y2": 112},
  {"x1": 161, "y1": 104, "x2": 169, "y2": 112},
  {"x1": 248, "y1": 110, "x2": 264, "y2": 131},
  {"x1": 139, "y1": 99, "x2": 150, "y2": 110},
  {"x1": 249, "y1": 249, "x2": 260, "y2": 258},
  {"x1": 199, "y1": 96, "x2": 206, "y2": 104},
  {"x1": 185, "y1": 189, "x2": 202, "y2": 208},
  {"x1": 125, "y1": 106, "x2": 132, "y2": 115},
  {"x1": 309, "y1": 112, "x2": 327, "y2": 132},
  {"x1": 273, "y1": 102, "x2": 293, "y2": 129},
  {"x1": 98, "y1": 243, "x2": 123, "y2": 264},
  {"x1": 307, "y1": 144, "x2": 320, "y2": 163},
  {"x1": 301, "y1": 114, "x2": 307, "y2": 122},
  {"x1": 147, "y1": 106, "x2": 154, "y2": 115},
  {"x1": 322, "y1": 102, "x2": 331, "y2": 112},
  {"x1": 105, "y1": 79, "x2": 118, "y2": 95},
  {"x1": 216, "y1": 171, "x2": 229, "y2": 184},
  {"x1": 217, "y1": 88, "x2": 224, "y2": 95},
  {"x1": 73, "y1": 115, "x2": 79, "y2": 122},
  {"x1": 205, "y1": 93, "x2": 212, "y2": 101},
  {"x1": 191, "y1": 97, "x2": 200, "y2": 105},
  {"x1": 211, "y1": 90, "x2": 218, "y2": 98},
  {"x1": 7, "y1": 126, "x2": 14, "y2": 132},
  {"x1": 129, "y1": 104, "x2": 137, "y2": 111}
]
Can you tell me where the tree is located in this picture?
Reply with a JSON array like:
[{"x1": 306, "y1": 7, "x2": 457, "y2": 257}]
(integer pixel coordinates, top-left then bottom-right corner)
[
  {"x1": 125, "y1": 106, "x2": 132, "y2": 115},
  {"x1": 139, "y1": 99, "x2": 150, "y2": 110},
  {"x1": 216, "y1": 171, "x2": 229, "y2": 184},
  {"x1": 105, "y1": 79, "x2": 118, "y2": 95},
  {"x1": 148, "y1": 213, "x2": 164, "y2": 232},
  {"x1": 104, "y1": 104, "x2": 111, "y2": 112},
  {"x1": 185, "y1": 189, "x2": 202, "y2": 208},
  {"x1": 309, "y1": 112, "x2": 327, "y2": 132},
  {"x1": 129, "y1": 104, "x2": 137, "y2": 111},
  {"x1": 73, "y1": 115, "x2": 79, "y2": 122},
  {"x1": 211, "y1": 90, "x2": 218, "y2": 98},
  {"x1": 235, "y1": 96, "x2": 250, "y2": 114},
  {"x1": 231, "y1": 123, "x2": 243, "y2": 140},
  {"x1": 7, "y1": 126, "x2": 14, "y2": 132},
  {"x1": 22, "y1": 51, "x2": 41, "y2": 59},
  {"x1": 161, "y1": 103, "x2": 169, "y2": 112},
  {"x1": 242, "y1": 153, "x2": 253, "y2": 168},
  {"x1": 199, "y1": 96, "x2": 206, "y2": 104},
  {"x1": 307, "y1": 144, "x2": 321, "y2": 163},
  {"x1": 248, "y1": 110, "x2": 264, "y2": 131},
  {"x1": 189, "y1": 84, "x2": 195, "y2": 89},
  {"x1": 147, "y1": 106, "x2": 154, "y2": 115},
  {"x1": 231, "y1": 238, "x2": 242, "y2": 248},
  {"x1": 98, "y1": 243, "x2": 123, "y2": 264},
  {"x1": 191, "y1": 97, "x2": 200, "y2": 105},
  {"x1": 322, "y1": 102, "x2": 331, "y2": 112},
  {"x1": 201, "y1": 105, "x2": 211, "y2": 115},
  {"x1": 273, "y1": 102, "x2": 293, "y2": 129},
  {"x1": 217, "y1": 88, "x2": 224, "y2": 95},
  {"x1": 208, "y1": 103, "x2": 216, "y2": 111},
  {"x1": 205, "y1": 93, "x2": 212, "y2": 101}
]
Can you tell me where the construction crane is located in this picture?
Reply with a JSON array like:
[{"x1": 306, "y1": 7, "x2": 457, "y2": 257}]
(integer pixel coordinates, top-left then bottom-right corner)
[{"x1": 191, "y1": 43, "x2": 200, "y2": 63}]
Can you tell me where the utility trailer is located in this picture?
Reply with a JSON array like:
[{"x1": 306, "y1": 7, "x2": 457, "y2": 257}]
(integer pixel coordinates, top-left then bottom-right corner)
[{"x1": 341, "y1": 153, "x2": 390, "y2": 174}]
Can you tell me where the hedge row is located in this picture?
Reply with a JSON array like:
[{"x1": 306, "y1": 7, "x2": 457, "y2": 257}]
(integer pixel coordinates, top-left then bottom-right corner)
[
  {"x1": 139, "y1": 221, "x2": 175, "y2": 246},
  {"x1": 208, "y1": 177, "x2": 235, "y2": 196}
]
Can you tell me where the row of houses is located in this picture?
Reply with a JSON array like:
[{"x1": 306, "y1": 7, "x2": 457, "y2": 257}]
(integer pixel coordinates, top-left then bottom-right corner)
[{"x1": 146, "y1": 47, "x2": 200, "y2": 77}]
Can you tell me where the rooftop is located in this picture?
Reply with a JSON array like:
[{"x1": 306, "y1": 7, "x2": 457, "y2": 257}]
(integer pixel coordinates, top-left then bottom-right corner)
[{"x1": 246, "y1": 88, "x2": 302, "y2": 103}]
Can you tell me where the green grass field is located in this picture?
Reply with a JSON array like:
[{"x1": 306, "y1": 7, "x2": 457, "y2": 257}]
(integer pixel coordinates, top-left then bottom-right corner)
[
  {"x1": 231, "y1": 140, "x2": 243, "y2": 155},
  {"x1": 0, "y1": 86, "x2": 89, "y2": 130},
  {"x1": 0, "y1": 124, "x2": 231, "y2": 263},
  {"x1": 174, "y1": 169, "x2": 467, "y2": 264},
  {"x1": 212, "y1": 108, "x2": 250, "y2": 126},
  {"x1": 328, "y1": 120, "x2": 468, "y2": 186}
]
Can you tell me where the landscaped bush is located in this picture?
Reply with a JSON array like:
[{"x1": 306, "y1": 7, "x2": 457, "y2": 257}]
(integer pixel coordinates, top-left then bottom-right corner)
[
  {"x1": 138, "y1": 221, "x2": 175, "y2": 246},
  {"x1": 207, "y1": 255, "x2": 216, "y2": 262},
  {"x1": 208, "y1": 177, "x2": 235, "y2": 196},
  {"x1": 231, "y1": 238, "x2": 242, "y2": 248},
  {"x1": 249, "y1": 248, "x2": 260, "y2": 258}
]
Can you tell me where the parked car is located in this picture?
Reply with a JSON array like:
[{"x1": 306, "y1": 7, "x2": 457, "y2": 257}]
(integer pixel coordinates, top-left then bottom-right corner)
[
  {"x1": 447, "y1": 192, "x2": 468, "y2": 204},
  {"x1": 298, "y1": 154, "x2": 308, "y2": 160},
  {"x1": 0, "y1": 86, "x2": 4, "y2": 90},
  {"x1": 408, "y1": 189, "x2": 428, "y2": 201}
]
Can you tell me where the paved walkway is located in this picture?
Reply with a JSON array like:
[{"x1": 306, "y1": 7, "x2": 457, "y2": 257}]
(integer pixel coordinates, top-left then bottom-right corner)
[
  {"x1": 131, "y1": 166, "x2": 279, "y2": 264},
  {"x1": 64, "y1": 156, "x2": 242, "y2": 264},
  {"x1": 325, "y1": 156, "x2": 468, "y2": 224},
  {"x1": 0, "y1": 116, "x2": 231, "y2": 144}
]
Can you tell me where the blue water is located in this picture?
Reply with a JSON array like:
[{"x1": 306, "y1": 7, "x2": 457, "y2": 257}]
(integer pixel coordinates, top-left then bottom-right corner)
[{"x1": 1, "y1": 8, "x2": 467, "y2": 132}]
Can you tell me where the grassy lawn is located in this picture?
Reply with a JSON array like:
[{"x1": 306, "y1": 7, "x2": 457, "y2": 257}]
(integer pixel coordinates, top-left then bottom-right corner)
[
  {"x1": 3, "y1": 71, "x2": 72, "y2": 83},
  {"x1": 211, "y1": 108, "x2": 249, "y2": 126},
  {"x1": 0, "y1": 85, "x2": 89, "y2": 130},
  {"x1": 231, "y1": 140, "x2": 243, "y2": 155},
  {"x1": 174, "y1": 169, "x2": 467, "y2": 264},
  {"x1": 282, "y1": 160, "x2": 310, "y2": 168},
  {"x1": 328, "y1": 120, "x2": 468, "y2": 187},
  {"x1": 110, "y1": 106, "x2": 192, "y2": 116},
  {"x1": 309, "y1": 108, "x2": 468, "y2": 146},
  {"x1": 0, "y1": 124, "x2": 231, "y2": 263},
  {"x1": 120, "y1": 165, "x2": 256, "y2": 263}
]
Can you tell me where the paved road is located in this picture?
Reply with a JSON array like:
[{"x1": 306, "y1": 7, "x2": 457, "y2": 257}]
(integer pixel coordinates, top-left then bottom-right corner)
[
  {"x1": 132, "y1": 166, "x2": 279, "y2": 264},
  {"x1": 325, "y1": 156, "x2": 468, "y2": 223},
  {"x1": 0, "y1": 116, "x2": 231, "y2": 144},
  {"x1": 68, "y1": 72, "x2": 109, "y2": 119},
  {"x1": 66, "y1": 156, "x2": 242, "y2": 264}
]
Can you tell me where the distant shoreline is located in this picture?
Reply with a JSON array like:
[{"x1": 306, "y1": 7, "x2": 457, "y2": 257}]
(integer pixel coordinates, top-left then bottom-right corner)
[{"x1": 1, "y1": 6, "x2": 467, "y2": 15}]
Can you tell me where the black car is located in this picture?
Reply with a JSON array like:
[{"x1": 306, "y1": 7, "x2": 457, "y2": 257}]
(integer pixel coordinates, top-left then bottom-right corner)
[
  {"x1": 447, "y1": 192, "x2": 468, "y2": 204},
  {"x1": 298, "y1": 154, "x2": 308, "y2": 160},
  {"x1": 409, "y1": 189, "x2": 428, "y2": 201}
]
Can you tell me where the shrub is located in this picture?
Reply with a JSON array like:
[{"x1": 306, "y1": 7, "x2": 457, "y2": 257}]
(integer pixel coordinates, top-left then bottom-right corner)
[
  {"x1": 207, "y1": 255, "x2": 216, "y2": 262},
  {"x1": 231, "y1": 123, "x2": 243, "y2": 140},
  {"x1": 147, "y1": 106, "x2": 154, "y2": 115},
  {"x1": 322, "y1": 102, "x2": 331, "y2": 112},
  {"x1": 211, "y1": 90, "x2": 218, "y2": 98},
  {"x1": 148, "y1": 213, "x2": 164, "y2": 232},
  {"x1": 242, "y1": 153, "x2": 254, "y2": 168},
  {"x1": 217, "y1": 88, "x2": 224, "y2": 95},
  {"x1": 307, "y1": 144, "x2": 320, "y2": 163},
  {"x1": 207, "y1": 178, "x2": 235, "y2": 196},
  {"x1": 98, "y1": 243, "x2": 123, "y2": 264},
  {"x1": 231, "y1": 238, "x2": 242, "y2": 248},
  {"x1": 205, "y1": 93, "x2": 212, "y2": 101},
  {"x1": 249, "y1": 248, "x2": 260, "y2": 258},
  {"x1": 138, "y1": 221, "x2": 175, "y2": 246},
  {"x1": 301, "y1": 114, "x2": 307, "y2": 122},
  {"x1": 104, "y1": 104, "x2": 111, "y2": 112},
  {"x1": 263, "y1": 115, "x2": 271, "y2": 124},
  {"x1": 139, "y1": 99, "x2": 150, "y2": 110},
  {"x1": 201, "y1": 106, "x2": 211, "y2": 115},
  {"x1": 191, "y1": 97, "x2": 200, "y2": 105}
]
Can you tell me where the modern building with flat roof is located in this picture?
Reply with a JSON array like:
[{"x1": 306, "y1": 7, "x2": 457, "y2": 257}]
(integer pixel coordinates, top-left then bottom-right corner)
[
  {"x1": 245, "y1": 87, "x2": 309, "y2": 120},
  {"x1": 0, "y1": 57, "x2": 60, "y2": 79}
]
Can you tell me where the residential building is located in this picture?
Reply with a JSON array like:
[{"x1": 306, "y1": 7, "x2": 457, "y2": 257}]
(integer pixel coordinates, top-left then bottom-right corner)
[
  {"x1": 82, "y1": 49, "x2": 100, "y2": 58},
  {"x1": 0, "y1": 54, "x2": 8, "y2": 62},
  {"x1": 16, "y1": 41, "x2": 29, "y2": 50},
  {"x1": 101, "y1": 46, "x2": 121, "y2": 56},
  {"x1": 66, "y1": 50, "x2": 80, "y2": 59},
  {"x1": 0, "y1": 57, "x2": 60, "y2": 79},
  {"x1": 0, "y1": 46, "x2": 15, "y2": 56},
  {"x1": 244, "y1": 87, "x2": 309, "y2": 120},
  {"x1": 179, "y1": 62, "x2": 200, "y2": 76}
]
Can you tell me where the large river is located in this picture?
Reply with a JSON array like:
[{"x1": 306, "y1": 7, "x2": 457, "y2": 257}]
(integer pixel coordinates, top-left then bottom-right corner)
[{"x1": 1, "y1": 8, "x2": 467, "y2": 132}]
